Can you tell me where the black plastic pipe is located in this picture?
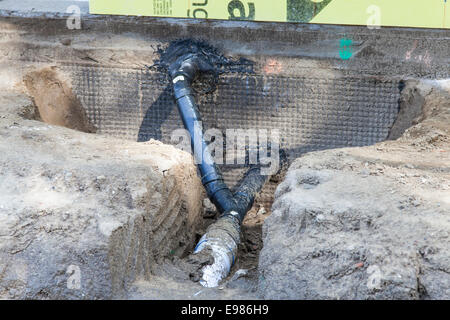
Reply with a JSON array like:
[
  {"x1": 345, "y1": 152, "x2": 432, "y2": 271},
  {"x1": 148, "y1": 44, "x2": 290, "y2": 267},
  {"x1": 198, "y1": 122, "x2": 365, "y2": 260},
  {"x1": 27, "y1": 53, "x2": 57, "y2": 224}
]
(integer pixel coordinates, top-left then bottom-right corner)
[{"x1": 169, "y1": 53, "x2": 269, "y2": 224}]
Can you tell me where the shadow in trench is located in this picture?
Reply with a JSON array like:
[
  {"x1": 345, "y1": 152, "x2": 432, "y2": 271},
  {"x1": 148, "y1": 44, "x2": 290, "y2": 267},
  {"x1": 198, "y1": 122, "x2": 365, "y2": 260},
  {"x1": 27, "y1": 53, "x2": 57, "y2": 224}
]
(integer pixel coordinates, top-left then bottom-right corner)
[{"x1": 138, "y1": 84, "x2": 175, "y2": 142}]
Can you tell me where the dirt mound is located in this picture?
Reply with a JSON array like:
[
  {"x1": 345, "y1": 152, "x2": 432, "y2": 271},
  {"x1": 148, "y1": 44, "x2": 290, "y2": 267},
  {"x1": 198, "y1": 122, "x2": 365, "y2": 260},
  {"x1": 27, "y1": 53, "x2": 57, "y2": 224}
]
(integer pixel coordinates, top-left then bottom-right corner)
[
  {"x1": 259, "y1": 80, "x2": 450, "y2": 299},
  {"x1": 0, "y1": 92, "x2": 203, "y2": 299}
]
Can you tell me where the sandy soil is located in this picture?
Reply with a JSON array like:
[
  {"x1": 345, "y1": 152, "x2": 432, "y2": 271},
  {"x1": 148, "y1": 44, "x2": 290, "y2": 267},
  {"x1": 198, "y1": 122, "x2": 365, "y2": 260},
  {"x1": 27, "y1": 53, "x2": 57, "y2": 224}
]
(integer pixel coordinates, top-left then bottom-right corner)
[{"x1": 259, "y1": 80, "x2": 449, "y2": 299}]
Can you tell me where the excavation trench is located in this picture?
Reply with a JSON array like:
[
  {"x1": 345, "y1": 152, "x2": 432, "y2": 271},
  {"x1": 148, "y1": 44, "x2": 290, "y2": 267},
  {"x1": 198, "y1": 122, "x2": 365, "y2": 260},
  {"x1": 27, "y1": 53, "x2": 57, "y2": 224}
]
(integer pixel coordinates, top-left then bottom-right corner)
[
  {"x1": 19, "y1": 43, "x2": 425, "y2": 295},
  {"x1": 0, "y1": 5, "x2": 447, "y2": 297}
]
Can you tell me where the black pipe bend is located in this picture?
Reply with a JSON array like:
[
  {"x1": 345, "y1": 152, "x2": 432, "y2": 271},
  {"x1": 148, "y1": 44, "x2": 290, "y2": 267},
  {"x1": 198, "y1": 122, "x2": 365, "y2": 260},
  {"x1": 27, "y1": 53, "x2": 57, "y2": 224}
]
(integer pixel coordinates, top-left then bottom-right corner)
[{"x1": 169, "y1": 54, "x2": 270, "y2": 224}]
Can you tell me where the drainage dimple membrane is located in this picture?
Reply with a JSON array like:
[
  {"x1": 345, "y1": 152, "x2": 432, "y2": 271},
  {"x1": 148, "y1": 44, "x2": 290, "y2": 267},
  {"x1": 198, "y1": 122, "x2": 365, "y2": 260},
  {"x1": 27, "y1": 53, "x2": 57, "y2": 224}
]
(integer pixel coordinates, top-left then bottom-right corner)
[{"x1": 64, "y1": 64, "x2": 400, "y2": 206}]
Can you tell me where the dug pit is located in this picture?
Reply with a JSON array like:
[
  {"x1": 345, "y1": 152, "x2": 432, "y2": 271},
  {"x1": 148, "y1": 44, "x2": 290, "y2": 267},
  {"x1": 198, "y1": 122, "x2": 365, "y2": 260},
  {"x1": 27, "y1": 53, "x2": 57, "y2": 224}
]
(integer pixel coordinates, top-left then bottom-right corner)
[
  {"x1": 13, "y1": 62, "x2": 444, "y2": 299},
  {"x1": 23, "y1": 67, "x2": 96, "y2": 133}
]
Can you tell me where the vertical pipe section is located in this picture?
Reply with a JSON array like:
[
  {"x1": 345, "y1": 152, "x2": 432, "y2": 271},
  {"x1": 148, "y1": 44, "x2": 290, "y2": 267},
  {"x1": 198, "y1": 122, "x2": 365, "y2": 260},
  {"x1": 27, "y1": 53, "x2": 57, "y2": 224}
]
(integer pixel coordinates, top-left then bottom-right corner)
[
  {"x1": 171, "y1": 66, "x2": 237, "y2": 215},
  {"x1": 169, "y1": 54, "x2": 273, "y2": 287}
]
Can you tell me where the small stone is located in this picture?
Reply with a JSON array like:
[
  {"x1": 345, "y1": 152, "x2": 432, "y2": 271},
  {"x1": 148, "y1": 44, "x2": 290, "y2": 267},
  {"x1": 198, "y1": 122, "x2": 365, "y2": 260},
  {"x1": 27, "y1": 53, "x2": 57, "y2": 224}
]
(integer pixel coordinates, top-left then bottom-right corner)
[
  {"x1": 230, "y1": 269, "x2": 248, "y2": 282},
  {"x1": 360, "y1": 169, "x2": 370, "y2": 177},
  {"x1": 203, "y1": 198, "x2": 217, "y2": 218},
  {"x1": 316, "y1": 214, "x2": 325, "y2": 222},
  {"x1": 257, "y1": 206, "x2": 267, "y2": 215},
  {"x1": 60, "y1": 38, "x2": 72, "y2": 46},
  {"x1": 412, "y1": 200, "x2": 421, "y2": 207}
]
